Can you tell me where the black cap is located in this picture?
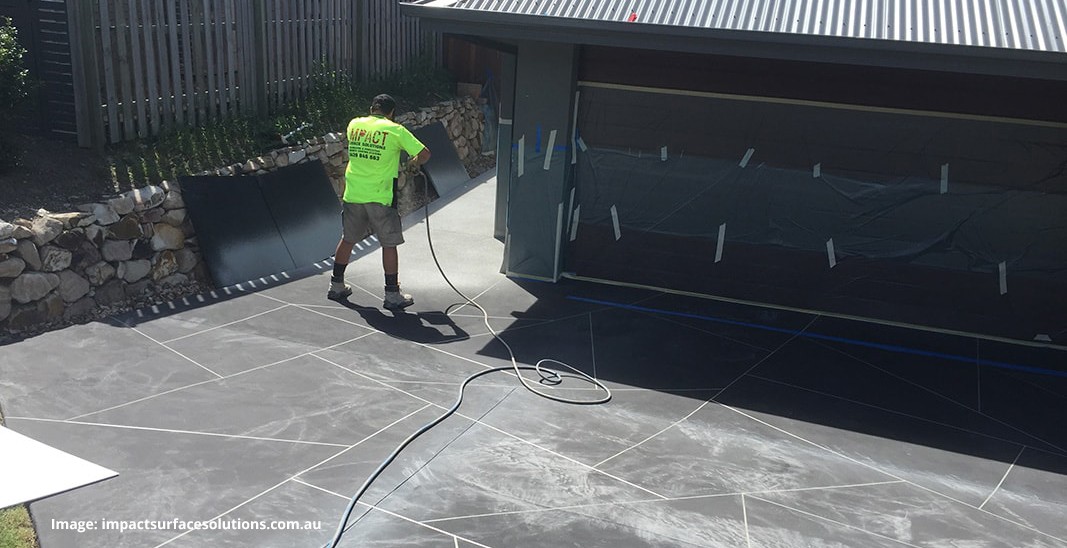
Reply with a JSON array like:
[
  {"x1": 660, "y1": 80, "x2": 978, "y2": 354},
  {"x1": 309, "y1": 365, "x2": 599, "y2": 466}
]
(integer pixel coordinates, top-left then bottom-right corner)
[{"x1": 371, "y1": 94, "x2": 396, "y2": 115}]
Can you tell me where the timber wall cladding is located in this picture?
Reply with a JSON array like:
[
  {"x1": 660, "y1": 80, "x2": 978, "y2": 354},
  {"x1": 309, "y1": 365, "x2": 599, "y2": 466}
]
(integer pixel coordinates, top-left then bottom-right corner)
[
  {"x1": 0, "y1": 0, "x2": 78, "y2": 139},
  {"x1": 61, "y1": 0, "x2": 439, "y2": 147}
]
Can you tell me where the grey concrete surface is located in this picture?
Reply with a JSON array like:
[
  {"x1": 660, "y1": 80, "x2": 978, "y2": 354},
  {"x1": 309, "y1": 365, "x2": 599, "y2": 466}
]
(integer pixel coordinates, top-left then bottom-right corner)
[{"x1": 2, "y1": 173, "x2": 1066, "y2": 547}]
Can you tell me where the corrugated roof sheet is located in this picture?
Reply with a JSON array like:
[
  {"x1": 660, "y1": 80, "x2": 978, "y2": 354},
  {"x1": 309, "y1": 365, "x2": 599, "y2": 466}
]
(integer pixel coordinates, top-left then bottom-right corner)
[{"x1": 426, "y1": 0, "x2": 1067, "y2": 53}]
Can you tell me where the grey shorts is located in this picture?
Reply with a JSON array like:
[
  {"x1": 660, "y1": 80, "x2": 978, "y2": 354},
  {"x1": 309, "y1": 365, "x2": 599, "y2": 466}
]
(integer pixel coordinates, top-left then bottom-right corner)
[{"x1": 342, "y1": 202, "x2": 404, "y2": 246}]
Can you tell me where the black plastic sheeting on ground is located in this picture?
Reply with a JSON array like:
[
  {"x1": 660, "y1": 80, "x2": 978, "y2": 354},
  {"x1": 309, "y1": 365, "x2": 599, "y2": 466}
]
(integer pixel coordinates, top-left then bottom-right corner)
[
  {"x1": 567, "y1": 86, "x2": 1067, "y2": 343},
  {"x1": 179, "y1": 161, "x2": 339, "y2": 287},
  {"x1": 414, "y1": 121, "x2": 470, "y2": 199}
]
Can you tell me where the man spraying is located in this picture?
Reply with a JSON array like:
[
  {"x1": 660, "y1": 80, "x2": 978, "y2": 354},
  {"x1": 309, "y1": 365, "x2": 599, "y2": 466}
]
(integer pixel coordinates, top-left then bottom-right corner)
[{"x1": 329, "y1": 94, "x2": 431, "y2": 310}]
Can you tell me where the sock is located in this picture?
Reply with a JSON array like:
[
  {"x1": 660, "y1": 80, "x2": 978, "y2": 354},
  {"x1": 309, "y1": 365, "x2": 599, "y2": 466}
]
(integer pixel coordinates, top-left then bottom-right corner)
[
  {"x1": 332, "y1": 262, "x2": 347, "y2": 284},
  {"x1": 385, "y1": 273, "x2": 399, "y2": 293}
]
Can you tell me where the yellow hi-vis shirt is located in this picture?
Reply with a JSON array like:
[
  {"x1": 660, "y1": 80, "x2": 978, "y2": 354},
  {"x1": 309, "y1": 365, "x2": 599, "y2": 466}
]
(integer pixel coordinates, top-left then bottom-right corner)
[{"x1": 343, "y1": 115, "x2": 426, "y2": 205}]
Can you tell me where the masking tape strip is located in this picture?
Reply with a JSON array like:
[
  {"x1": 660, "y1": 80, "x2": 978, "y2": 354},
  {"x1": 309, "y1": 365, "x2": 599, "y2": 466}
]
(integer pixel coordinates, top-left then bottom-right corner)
[
  {"x1": 544, "y1": 129, "x2": 558, "y2": 170},
  {"x1": 715, "y1": 223, "x2": 726, "y2": 263},
  {"x1": 499, "y1": 117, "x2": 513, "y2": 125},
  {"x1": 610, "y1": 205, "x2": 621, "y2": 241},
  {"x1": 814, "y1": 163, "x2": 822, "y2": 178},
  {"x1": 570, "y1": 205, "x2": 581, "y2": 241},
  {"x1": 517, "y1": 135, "x2": 525, "y2": 177},
  {"x1": 577, "y1": 136, "x2": 588, "y2": 152},
  {"x1": 566, "y1": 187, "x2": 575, "y2": 238},
  {"x1": 740, "y1": 148, "x2": 755, "y2": 168},
  {"x1": 999, "y1": 261, "x2": 1007, "y2": 295},
  {"x1": 941, "y1": 163, "x2": 949, "y2": 194},
  {"x1": 571, "y1": 91, "x2": 580, "y2": 165},
  {"x1": 661, "y1": 146, "x2": 668, "y2": 161},
  {"x1": 827, "y1": 238, "x2": 837, "y2": 268}
]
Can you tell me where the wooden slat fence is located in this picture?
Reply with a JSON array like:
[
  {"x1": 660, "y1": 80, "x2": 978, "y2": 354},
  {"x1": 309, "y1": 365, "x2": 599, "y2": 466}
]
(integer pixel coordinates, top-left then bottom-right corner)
[{"x1": 67, "y1": 0, "x2": 440, "y2": 147}]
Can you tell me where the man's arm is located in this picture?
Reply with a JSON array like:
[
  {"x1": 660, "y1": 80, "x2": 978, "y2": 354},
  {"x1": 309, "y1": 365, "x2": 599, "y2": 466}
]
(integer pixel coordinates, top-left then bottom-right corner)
[{"x1": 406, "y1": 146, "x2": 431, "y2": 172}]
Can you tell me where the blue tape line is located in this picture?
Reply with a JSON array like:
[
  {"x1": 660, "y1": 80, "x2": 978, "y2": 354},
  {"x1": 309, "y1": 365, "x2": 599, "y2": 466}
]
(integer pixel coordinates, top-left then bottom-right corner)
[{"x1": 566, "y1": 296, "x2": 1067, "y2": 379}]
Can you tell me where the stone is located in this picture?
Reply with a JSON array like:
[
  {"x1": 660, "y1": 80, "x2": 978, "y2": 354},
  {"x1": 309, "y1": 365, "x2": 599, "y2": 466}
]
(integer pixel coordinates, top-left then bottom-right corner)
[
  {"x1": 39, "y1": 291, "x2": 65, "y2": 320},
  {"x1": 141, "y1": 208, "x2": 164, "y2": 223},
  {"x1": 76, "y1": 215, "x2": 96, "y2": 228},
  {"x1": 307, "y1": 144, "x2": 323, "y2": 154},
  {"x1": 107, "y1": 216, "x2": 143, "y2": 240},
  {"x1": 6, "y1": 303, "x2": 44, "y2": 331},
  {"x1": 162, "y1": 190, "x2": 185, "y2": 209},
  {"x1": 39, "y1": 246, "x2": 73, "y2": 272},
  {"x1": 0, "y1": 285, "x2": 9, "y2": 322},
  {"x1": 161, "y1": 208, "x2": 187, "y2": 226},
  {"x1": 11, "y1": 223, "x2": 32, "y2": 239},
  {"x1": 288, "y1": 149, "x2": 307, "y2": 164},
  {"x1": 0, "y1": 237, "x2": 16, "y2": 253},
  {"x1": 14, "y1": 240, "x2": 40, "y2": 270},
  {"x1": 275, "y1": 152, "x2": 290, "y2": 167},
  {"x1": 259, "y1": 155, "x2": 276, "y2": 169},
  {"x1": 31, "y1": 215, "x2": 64, "y2": 246},
  {"x1": 175, "y1": 248, "x2": 198, "y2": 273},
  {"x1": 108, "y1": 195, "x2": 135, "y2": 215},
  {"x1": 151, "y1": 223, "x2": 185, "y2": 251},
  {"x1": 1, "y1": 255, "x2": 28, "y2": 279},
  {"x1": 101, "y1": 239, "x2": 134, "y2": 262},
  {"x1": 44, "y1": 211, "x2": 91, "y2": 229},
  {"x1": 324, "y1": 132, "x2": 341, "y2": 143},
  {"x1": 125, "y1": 185, "x2": 166, "y2": 211},
  {"x1": 70, "y1": 240, "x2": 102, "y2": 271},
  {"x1": 85, "y1": 224, "x2": 106, "y2": 247},
  {"x1": 159, "y1": 273, "x2": 189, "y2": 287},
  {"x1": 11, "y1": 272, "x2": 60, "y2": 303},
  {"x1": 330, "y1": 154, "x2": 346, "y2": 167},
  {"x1": 161, "y1": 179, "x2": 179, "y2": 192},
  {"x1": 325, "y1": 141, "x2": 345, "y2": 157},
  {"x1": 118, "y1": 259, "x2": 152, "y2": 283},
  {"x1": 54, "y1": 229, "x2": 86, "y2": 250},
  {"x1": 125, "y1": 279, "x2": 152, "y2": 298},
  {"x1": 131, "y1": 239, "x2": 154, "y2": 260},
  {"x1": 64, "y1": 296, "x2": 96, "y2": 322},
  {"x1": 94, "y1": 279, "x2": 126, "y2": 306},
  {"x1": 152, "y1": 250, "x2": 179, "y2": 280},
  {"x1": 141, "y1": 222, "x2": 155, "y2": 240},
  {"x1": 86, "y1": 203, "x2": 120, "y2": 225},
  {"x1": 0, "y1": 220, "x2": 14, "y2": 239},
  {"x1": 244, "y1": 159, "x2": 258, "y2": 173},
  {"x1": 85, "y1": 261, "x2": 116, "y2": 286},
  {"x1": 58, "y1": 270, "x2": 91, "y2": 302}
]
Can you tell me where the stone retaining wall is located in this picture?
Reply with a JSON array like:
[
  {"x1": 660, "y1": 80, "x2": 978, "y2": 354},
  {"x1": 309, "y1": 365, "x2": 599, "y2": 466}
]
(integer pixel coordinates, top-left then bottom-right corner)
[{"x1": 0, "y1": 97, "x2": 486, "y2": 334}]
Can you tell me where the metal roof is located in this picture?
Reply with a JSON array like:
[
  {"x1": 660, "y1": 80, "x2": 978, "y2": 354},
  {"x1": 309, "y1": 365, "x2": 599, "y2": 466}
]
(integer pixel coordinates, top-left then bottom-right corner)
[{"x1": 415, "y1": 0, "x2": 1067, "y2": 54}]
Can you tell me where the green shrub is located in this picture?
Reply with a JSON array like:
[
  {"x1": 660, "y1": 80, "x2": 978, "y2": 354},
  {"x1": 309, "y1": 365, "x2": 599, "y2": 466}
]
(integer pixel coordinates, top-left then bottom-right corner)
[{"x1": 0, "y1": 17, "x2": 30, "y2": 173}]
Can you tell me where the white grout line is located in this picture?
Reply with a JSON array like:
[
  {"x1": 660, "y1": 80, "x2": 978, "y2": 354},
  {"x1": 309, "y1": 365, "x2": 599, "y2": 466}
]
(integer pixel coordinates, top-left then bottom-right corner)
[
  {"x1": 422, "y1": 480, "x2": 906, "y2": 525},
  {"x1": 721, "y1": 404, "x2": 1067, "y2": 545},
  {"x1": 119, "y1": 322, "x2": 223, "y2": 378},
  {"x1": 160, "y1": 304, "x2": 292, "y2": 343},
  {"x1": 8, "y1": 417, "x2": 350, "y2": 448},
  {"x1": 979, "y1": 446, "x2": 1024, "y2": 510},
  {"x1": 290, "y1": 478, "x2": 495, "y2": 548},
  {"x1": 150, "y1": 404, "x2": 431, "y2": 548},
  {"x1": 813, "y1": 339, "x2": 1067, "y2": 455},
  {"x1": 593, "y1": 396, "x2": 719, "y2": 469},
  {"x1": 747, "y1": 374, "x2": 1067, "y2": 459},
  {"x1": 639, "y1": 311, "x2": 777, "y2": 353},
  {"x1": 747, "y1": 495, "x2": 923, "y2": 547},
  {"x1": 67, "y1": 332, "x2": 377, "y2": 421},
  {"x1": 594, "y1": 317, "x2": 816, "y2": 469},
  {"x1": 588, "y1": 313, "x2": 597, "y2": 381},
  {"x1": 741, "y1": 494, "x2": 752, "y2": 548},
  {"x1": 313, "y1": 353, "x2": 668, "y2": 501}
]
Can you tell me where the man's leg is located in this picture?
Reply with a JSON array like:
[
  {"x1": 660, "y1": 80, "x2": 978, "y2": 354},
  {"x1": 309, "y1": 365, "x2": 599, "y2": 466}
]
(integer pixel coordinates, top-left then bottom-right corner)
[
  {"x1": 381, "y1": 245, "x2": 412, "y2": 309},
  {"x1": 328, "y1": 238, "x2": 356, "y2": 301}
]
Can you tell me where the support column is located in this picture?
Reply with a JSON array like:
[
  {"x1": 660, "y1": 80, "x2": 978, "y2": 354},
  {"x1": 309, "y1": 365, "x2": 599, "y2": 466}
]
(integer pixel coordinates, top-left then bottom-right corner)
[{"x1": 502, "y1": 41, "x2": 577, "y2": 281}]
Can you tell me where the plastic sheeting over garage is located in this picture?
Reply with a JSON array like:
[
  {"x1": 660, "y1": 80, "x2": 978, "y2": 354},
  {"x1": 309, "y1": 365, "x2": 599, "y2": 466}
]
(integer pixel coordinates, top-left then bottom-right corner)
[{"x1": 567, "y1": 84, "x2": 1067, "y2": 342}]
